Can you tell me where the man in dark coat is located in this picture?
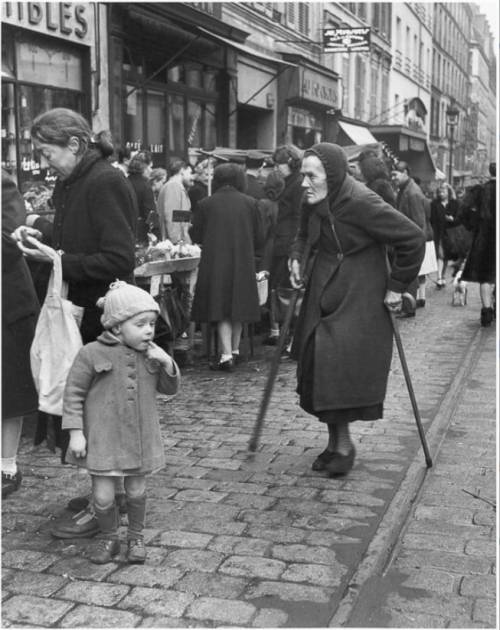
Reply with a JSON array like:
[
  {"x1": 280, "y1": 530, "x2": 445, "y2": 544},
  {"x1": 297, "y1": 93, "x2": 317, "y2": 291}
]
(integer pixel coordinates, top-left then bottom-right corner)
[
  {"x1": 289, "y1": 143, "x2": 425, "y2": 476},
  {"x1": 460, "y1": 162, "x2": 496, "y2": 326},
  {"x1": 391, "y1": 160, "x2": 428, "y2": 312}
]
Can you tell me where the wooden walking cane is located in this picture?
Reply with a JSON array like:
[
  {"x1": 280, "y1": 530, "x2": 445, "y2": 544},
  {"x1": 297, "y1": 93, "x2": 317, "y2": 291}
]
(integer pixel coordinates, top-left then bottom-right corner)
[
  {"x1": 249, "y1": 246, "x2": 312, "y2": 453},
  {"x1": 387, "y1": 294, "x2": 433, "y2": 468}
]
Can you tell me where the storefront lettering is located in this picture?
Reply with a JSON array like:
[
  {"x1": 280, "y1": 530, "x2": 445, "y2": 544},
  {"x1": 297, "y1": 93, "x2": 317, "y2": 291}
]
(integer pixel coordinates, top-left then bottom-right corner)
[
  {"x1": 3, "y1": 2, "x2": 88, "y2": 39},
  {"x1": 302, "y1": 78, "x2": 337, "y2": 106}
]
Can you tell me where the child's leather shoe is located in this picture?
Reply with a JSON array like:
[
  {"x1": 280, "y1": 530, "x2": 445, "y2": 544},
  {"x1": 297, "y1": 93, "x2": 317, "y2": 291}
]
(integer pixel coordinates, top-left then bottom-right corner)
[
  {"x1": 89, "y1": 538, "x2": 120, "y2": 564},
  {"x1": 127, "y1": 538, "x2": 146, "y2": 564}
]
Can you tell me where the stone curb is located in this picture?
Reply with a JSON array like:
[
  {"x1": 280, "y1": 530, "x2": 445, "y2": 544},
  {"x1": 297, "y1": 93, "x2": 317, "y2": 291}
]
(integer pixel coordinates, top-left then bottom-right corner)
[{"x1": 328, "y1": 326, "x2": 483, "y2": 627}]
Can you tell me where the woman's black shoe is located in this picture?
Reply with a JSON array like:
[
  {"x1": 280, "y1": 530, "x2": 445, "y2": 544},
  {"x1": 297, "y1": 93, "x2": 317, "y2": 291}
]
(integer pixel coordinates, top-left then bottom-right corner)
[
  {"x1": 209, "y1": 358, "x2": 234, "y2": 372},
  {"x1": 480, "y1": 307, "x2": 494, "y2": 327},
  {"x1": 311, "y1": 449, "x2": 336, "y2": 471},
  {"x1": 325, "y1": 447, "x2": 356, "y2": 477}
]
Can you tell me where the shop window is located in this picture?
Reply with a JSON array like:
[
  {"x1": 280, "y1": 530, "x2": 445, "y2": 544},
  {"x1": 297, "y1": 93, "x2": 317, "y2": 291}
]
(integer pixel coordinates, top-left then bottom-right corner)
[
  {"x1": 204, "y1": 103, "x2": 217, "y2": 150},
  {"x1": 2, "y1": 82, "x2": 17, "y2": 174},
  {"x1": 146, "y1": 90, "x2": 165, "y2": 155},
  {"x1": 15, "y1": 84, "x2": 82, "y2": 186},
  {"x1": 125, "y1": 86, "x2": 144, "y2": 150},
  {"x1": 187, "y1": 100, "x2": 202, "y2": 147},
  {"x1": 17, "y1": 38, "x2": 82, "y2": 91},
  {"x1": 168, "y1": 94, "x2": 185, "y2": 157},
  {"x1": 168, "y1": 65, "x2": 185, "y2": 84}
]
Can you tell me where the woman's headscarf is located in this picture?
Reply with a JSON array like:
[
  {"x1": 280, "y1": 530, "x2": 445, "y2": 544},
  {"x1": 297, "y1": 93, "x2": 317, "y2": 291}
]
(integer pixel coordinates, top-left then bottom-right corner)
[{"x1": 304, "y1": 143, "x2": 348, "y2": 202}]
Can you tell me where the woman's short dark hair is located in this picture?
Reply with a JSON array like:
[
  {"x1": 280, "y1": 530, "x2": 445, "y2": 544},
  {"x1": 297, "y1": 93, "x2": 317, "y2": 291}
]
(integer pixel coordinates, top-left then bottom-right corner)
[
  {"x1": 358, "y1": 154, "x2": 390, "y2": 183},
  {"x1": 128, "y1": 150, "x2": 153, "y2": 175},
  {"x1": 31, "y1": 108, "x2": 92, "y2": 155},
  {"x1": 169, "y1": 158, "x2": 187, "y2": 176},
  {"x1": 212, "y1": 162, "x2": 246, "y2": 193},
  {"x1": 272, "y1": 144, "x2": 302, "y2": 172}
]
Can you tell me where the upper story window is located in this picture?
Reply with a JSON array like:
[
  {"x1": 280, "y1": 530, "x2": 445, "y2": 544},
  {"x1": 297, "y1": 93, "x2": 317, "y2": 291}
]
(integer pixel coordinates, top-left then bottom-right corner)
[{"x1": 286, "y1": 3, "x2": 309, "y2": 36}]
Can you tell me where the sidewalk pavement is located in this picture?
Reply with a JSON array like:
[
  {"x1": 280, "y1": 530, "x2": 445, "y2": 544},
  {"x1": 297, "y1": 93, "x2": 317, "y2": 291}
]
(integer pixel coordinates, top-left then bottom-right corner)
[{"x1": 1, "y1": 276, "x2": 496, "y2": 628}]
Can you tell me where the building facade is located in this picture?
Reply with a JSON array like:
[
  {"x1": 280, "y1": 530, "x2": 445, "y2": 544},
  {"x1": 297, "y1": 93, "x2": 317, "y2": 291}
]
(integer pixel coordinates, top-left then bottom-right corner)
[
  {"x1": 1, "y1": 1, "x2": 109, "y2": 189},
  {"x1": 1, "y1": 2, "x2": 496, "y2": 186}
]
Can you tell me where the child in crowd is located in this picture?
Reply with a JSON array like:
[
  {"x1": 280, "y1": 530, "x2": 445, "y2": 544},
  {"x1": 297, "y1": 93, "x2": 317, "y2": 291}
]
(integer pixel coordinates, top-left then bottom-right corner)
[{"x1": 62, "y1": 281, "x2": 180, "y2": 564}]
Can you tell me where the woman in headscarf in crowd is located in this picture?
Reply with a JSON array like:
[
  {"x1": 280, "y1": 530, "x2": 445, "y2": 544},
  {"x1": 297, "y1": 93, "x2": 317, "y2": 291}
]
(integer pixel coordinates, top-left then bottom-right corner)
[
  {"x1": 191, "y1": 163, "x2": 264, "y2": 371},
  {"x1": 289, "y1": 143, "x2": 425, "y2": 476}
]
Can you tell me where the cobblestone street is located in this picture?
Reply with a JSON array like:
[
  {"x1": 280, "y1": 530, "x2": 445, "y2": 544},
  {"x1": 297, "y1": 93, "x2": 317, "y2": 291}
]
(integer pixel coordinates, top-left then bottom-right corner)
[{"x1": 1, "y1": 278, "x2": 496, "y2": 628}]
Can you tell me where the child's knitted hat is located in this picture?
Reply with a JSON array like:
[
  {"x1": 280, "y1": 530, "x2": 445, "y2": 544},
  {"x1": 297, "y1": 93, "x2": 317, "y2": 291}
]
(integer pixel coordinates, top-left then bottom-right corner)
[{"x1": 97, "y1": 280, "x2": 159, "y2": 329}]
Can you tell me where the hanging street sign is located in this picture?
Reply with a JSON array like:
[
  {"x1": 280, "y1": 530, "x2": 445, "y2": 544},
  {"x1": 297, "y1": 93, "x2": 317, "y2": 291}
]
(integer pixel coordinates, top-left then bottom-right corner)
[{"x1": 323, "y1": 27, "x2": 371, "y2": 53}]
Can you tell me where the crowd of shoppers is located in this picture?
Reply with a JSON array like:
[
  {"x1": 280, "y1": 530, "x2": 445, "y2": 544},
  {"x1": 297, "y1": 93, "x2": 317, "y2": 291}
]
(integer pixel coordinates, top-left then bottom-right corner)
[{"x1": 1, "y1": 106, "x2": 495, "y2": 564}]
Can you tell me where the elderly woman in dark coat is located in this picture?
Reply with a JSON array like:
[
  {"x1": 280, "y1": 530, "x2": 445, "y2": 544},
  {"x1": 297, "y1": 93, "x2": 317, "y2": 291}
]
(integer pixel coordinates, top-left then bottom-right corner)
[
  {"x1": 12, "y1": 108, "x2": 137, "y2": 538},
  {"x1": 191, "y1": 163, "x2": 264, "y2": 371},
  {"x1": 289, "y1": 143, "x2": 425, "y2": 476},
  {"x1": 2, "y1": 169, "x2": 40, "y2": 498}
]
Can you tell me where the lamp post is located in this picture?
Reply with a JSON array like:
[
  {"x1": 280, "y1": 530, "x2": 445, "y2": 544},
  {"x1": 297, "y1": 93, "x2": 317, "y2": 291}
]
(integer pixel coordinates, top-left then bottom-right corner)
[{"x1": 446, "y1": 101, "x2": 460, "y2": 186}]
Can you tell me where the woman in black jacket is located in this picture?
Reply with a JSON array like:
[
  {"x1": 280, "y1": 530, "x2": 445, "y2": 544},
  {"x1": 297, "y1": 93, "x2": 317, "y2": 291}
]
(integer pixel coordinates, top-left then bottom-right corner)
[{"x1": 2, "y1": 169, "x2": 40, "y2": 498}]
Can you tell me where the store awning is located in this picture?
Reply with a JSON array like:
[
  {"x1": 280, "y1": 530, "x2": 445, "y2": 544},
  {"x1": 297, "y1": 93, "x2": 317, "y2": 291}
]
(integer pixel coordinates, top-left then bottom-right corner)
[
  {"x1": 195, "y1": 26, "x2": 297, "y2": 67},
  {"x1": 338, "y1": 121, "x2": 378, "y2": 145},
  {"x1": 435, "y1": 168, "x2": 446, "y2": 180}
]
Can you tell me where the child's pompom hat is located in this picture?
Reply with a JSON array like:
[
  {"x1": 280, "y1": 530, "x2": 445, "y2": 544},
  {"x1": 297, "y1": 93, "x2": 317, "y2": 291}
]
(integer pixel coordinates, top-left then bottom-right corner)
[{"x1": 97, "y1": 280, "x2": 159, "y2": 329}]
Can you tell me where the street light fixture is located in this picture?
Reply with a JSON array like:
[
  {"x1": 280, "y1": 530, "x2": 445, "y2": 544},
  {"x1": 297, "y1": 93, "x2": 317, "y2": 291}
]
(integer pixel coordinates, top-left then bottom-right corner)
[{"x1": 446, "y1": 101, "x2": 460, "y2": 185}]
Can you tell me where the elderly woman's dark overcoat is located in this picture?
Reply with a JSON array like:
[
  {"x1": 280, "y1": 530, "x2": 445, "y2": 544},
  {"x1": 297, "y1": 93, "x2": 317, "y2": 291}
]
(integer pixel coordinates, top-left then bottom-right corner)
[
  {"x1": 291, "y1": 146, "x2": 425, "y2": 416},
  {"x1": 191, "y1": 186, "x2": 264, "y2": 323}
]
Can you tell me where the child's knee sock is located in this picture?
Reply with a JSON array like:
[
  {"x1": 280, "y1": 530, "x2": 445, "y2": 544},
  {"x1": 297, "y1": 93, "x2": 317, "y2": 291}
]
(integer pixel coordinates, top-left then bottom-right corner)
[
  {"x1": 94, "y1": 502, "x2": 119, "y2": 539},
  {"x1": 126, "y1": 495, "x2": 146, "y2": 540}
]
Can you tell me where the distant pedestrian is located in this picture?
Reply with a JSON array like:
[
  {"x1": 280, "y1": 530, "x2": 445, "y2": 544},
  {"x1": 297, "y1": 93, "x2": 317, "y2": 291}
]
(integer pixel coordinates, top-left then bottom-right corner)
[
  {"x1": 191, "y1": 163, "x2": 265, "y2": 371},
  {"x1": 148, "y1": 168, "x2": 167, "y2": 239},
  {"x1": 157, "y1": 158, "x2": 194, "y2": 244},
  {"x1": 127, "y1": 151, "x2": 155, "y2": 246},
  {"x1": 430, "y1": 183, "x2": 459, "y2": 287},
  {"x1": 459, "y1": 162, "x2": 496, "y2": 326},
  {"x1": 357, "y1": 150, "x2": 397, "y2": 207},
  {"x1": 245, "y1": 152, "x2": 266, "y2": 200},
  {"x1": 289, "y1": 143, "x2": 424, "y2": 476},
  {"x1": 63, "y1": 281, "x2": 180, "y2": 564},
  {"x1": 392, "y1": 161, "x2": 430, "y2": 314}
]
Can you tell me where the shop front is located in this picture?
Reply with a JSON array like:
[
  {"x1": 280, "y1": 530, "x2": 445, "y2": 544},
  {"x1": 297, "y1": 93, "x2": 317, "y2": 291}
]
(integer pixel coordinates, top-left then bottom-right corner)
[
  {"x1": 1, "y1": 2, "x2": 99, "y2": 189},
  {"x1": 370, "y1": 125, "x2": 437, "y2": 186},
  {"x1": 107, "y1": 4, "x2": 248, "y2": 167},
  {"x1": 277, "y1": 54, "x2": 340, "y2": 149}
]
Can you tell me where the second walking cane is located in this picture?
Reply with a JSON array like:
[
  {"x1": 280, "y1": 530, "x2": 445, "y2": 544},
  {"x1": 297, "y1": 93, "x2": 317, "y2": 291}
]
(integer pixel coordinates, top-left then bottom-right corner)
[{"x1": 387, "y1": 294, "x2": 433, "y2": 468}]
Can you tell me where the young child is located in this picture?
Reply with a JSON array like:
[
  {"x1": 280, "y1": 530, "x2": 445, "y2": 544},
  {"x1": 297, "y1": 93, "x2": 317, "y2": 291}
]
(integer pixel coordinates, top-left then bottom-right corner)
[{"x1": 62, "y1": 281, "x2": 180, "y2": 564}]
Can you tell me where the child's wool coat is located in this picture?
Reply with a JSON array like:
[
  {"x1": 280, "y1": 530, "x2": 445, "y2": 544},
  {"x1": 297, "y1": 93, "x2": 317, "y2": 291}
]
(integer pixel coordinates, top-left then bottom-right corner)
[{"x1": 62, "y1": 331, "x2": 180, "y2": 473}]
